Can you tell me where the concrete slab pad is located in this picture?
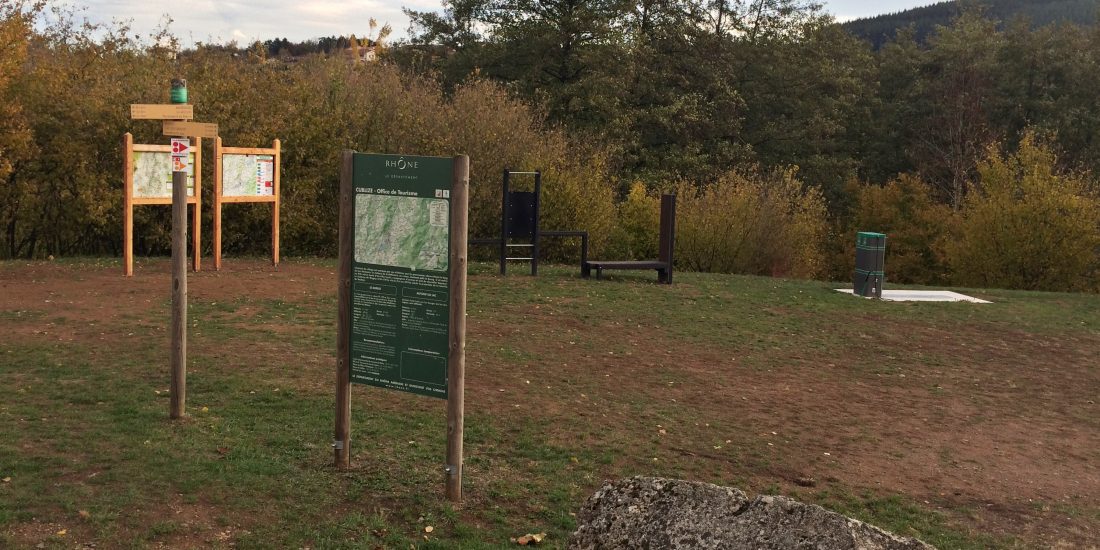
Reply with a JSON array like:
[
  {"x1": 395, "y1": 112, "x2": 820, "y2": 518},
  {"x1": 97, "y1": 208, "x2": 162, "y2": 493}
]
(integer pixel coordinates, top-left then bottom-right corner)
[{"x1": 834, "y1": 289, "x2": 991, "y2": 303}]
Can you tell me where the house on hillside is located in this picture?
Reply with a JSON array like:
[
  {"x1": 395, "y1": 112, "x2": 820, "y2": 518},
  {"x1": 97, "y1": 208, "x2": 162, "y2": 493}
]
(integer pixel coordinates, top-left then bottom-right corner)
[{"x1": 344, "y1": 44, "x2": 378, "y2": 63}]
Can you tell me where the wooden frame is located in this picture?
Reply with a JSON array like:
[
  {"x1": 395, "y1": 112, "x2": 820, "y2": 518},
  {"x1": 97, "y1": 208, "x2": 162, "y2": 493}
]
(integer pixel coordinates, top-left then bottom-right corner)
[
  {"x1": 123, "y1": 133, "x2": 202, "y2": 276},
  {"x1": 213, "y1": 137, "x2": 281, "y2": 270}
]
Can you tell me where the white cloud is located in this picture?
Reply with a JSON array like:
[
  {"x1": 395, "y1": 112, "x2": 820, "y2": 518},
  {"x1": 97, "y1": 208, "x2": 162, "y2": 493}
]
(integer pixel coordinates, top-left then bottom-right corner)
[{"x1": 57, "y1": 0, "x2": 416, "y2": 45}]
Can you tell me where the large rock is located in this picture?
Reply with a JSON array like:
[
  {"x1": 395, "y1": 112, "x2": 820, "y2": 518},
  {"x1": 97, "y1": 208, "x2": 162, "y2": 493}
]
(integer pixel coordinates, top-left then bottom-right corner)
[{"x1": 568, "y1": 477, "x2": 935, "y2": 550}]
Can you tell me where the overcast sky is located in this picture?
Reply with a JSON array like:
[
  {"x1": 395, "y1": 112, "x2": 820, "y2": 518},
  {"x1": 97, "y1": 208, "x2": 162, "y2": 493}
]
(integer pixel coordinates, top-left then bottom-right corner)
[{"x1": 56, "y1": 0, "x2": 934, "y2": 45}]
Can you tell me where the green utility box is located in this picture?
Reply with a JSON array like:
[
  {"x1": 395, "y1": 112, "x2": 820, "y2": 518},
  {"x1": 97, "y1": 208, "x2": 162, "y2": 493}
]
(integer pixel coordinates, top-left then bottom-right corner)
[{"x1": 853, "y1": 231, "x2": 886, "y2": 298}]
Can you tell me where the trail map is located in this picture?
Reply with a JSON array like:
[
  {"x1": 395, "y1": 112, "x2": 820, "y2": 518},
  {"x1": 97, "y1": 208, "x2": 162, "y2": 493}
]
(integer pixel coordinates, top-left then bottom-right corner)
[
  {"x1": 354, "y1": 195, "x2": 449, "y2": 271},
  {"x1": 222, "y1": 154, "x2": 274, "y2": 197},
  {"x1": 132, "y1": 151, "x2": 194, "y2": 198}
]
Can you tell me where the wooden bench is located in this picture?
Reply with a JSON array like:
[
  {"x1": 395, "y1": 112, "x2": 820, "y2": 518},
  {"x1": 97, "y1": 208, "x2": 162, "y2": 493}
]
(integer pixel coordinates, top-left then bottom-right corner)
[{"x1": 583, "y1": 194, "x2": 676, "y2": 284}]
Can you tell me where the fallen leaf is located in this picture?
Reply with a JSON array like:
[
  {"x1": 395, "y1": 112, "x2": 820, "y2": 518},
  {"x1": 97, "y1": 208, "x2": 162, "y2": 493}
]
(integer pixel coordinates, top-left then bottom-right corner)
[
  {"x1": 515, "y1": 532, "x2": 547, "y2": 545},
  {"x1": 216, "y1": 447, "x2": 229, "y2": 456},
  {"x1": 371, "y1": 528, "x2": 388, "y2": 538},
  {"x1": 1, "y1": 477, "x2": 10, "y2": 483},
  {"x1": 56, "y1": 529, "x2": 67, "y2": 536},
  {"x1": 201, "y1": 406, "x2": 209, "y2": 412},
  {"x1": 424, "y1": 525, "x2": 434, "y2": 533},
  {"x1": 79, "y1": 510, "x2": 90, "y2": 520}
]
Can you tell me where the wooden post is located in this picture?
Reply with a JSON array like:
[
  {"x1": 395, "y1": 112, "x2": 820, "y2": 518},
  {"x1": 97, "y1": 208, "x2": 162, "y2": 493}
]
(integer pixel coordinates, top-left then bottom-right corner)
[
  {"x1": 445, "y1": 155, "x2": 470, "y2": 502},
  {"x1": 123, "y1": 133, "x2": 134, "y2": 277},
  {"x1": 500, "y1": 169, "x2": 509, "y2": 276},
  {"x1": 273, "y1": 139, "x2": 281, "y2": 268},
  {"x1": 192, "y1": 137, "x2": 202, "y2": 272},
  {"x1": 213, "y1": 137, "x2": 222, "y2": 271},
  {"x1": 170, "y1": 168, "x2": 188, "y2": 419},
  {"x1": 531, "y1": 170, "x2": 541, "y2": 276},
  {"x1": 334, "y1": 150, "x2": 353, "y2": 468}
]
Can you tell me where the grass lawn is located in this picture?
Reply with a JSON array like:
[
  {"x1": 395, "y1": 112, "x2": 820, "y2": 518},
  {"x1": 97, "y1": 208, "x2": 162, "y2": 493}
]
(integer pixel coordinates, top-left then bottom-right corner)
[{"x1": 1, "y1": 258, "x2": 1097, "y2": 548}]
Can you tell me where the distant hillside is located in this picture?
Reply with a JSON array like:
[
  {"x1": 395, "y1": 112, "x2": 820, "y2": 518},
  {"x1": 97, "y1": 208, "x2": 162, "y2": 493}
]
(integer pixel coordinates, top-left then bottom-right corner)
[{"x1": 844, "y1": 0, "x2": 1098, "y2": 48}]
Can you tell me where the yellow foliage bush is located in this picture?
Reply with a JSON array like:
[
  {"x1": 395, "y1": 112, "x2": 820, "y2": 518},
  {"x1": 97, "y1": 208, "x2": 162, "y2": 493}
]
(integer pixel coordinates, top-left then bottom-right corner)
[
  {"x1": 0, "y1": 15, "x2": 617, "y2": 260},
  {"x1": 673, "y1": 168, "x2": 827, "y2": 278},
  {"x1": 945, "y1": 134, "x2": 1100, "y2": 291}
]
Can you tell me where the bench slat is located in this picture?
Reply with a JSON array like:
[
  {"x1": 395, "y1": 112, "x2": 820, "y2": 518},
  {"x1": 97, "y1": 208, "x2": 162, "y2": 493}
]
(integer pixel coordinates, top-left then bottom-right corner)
[{"x1": 584, "y1": 261, "x2": 668, "y2": 270}]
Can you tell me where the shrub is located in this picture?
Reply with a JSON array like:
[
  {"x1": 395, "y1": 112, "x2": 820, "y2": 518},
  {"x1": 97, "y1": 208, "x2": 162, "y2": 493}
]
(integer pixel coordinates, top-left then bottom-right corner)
[
  {"x1": 0, "y1": 15, "x2": 618, "y2": 260},
  {"x1": 945, "y1": 133, "x2": 1100, "y2": 291},
  {"x1": 673, "y1": 167, "x2": 828, "y2": 278},
  {"x1": 602, "y1": 182, "x2": 661, "y2": 260},
  {"x1": 842, "y1": 175, "x2": 952, "y2": 285}
]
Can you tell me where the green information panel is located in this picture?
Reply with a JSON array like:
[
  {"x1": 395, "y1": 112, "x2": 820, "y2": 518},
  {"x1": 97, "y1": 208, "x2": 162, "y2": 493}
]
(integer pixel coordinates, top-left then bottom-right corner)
[{"x1": 350, "y1": 153, "x2": 453, "y2": 398}]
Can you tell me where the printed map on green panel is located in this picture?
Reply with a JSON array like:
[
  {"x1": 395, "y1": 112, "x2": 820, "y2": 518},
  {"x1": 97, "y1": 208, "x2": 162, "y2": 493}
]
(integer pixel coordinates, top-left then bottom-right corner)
[{"x1": 354, "y1": 195, "x2": 449, "y2": 271}]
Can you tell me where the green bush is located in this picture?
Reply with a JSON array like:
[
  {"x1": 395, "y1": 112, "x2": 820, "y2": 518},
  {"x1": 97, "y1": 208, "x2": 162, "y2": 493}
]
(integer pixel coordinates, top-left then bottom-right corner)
[
  {"x1": 602, "y1": 182, "x2": 661, "y2": 260},
  {"x1": 841, "y1": 175, "x2": 953, "y2": 285}
]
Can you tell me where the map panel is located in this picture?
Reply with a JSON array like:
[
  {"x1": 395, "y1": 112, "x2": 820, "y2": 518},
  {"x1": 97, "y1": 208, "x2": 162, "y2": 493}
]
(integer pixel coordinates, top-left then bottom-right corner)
[
  {"x1": 354, "y1": 195, "x2": 449, "y2": 272},
  {"x1": 222, "y1": 154, "x2": 275, "y2": 197},
  {"x1": 349, "y1": 153, "x2": 455, "y2": 399},
  {"x1": 132, "y1": 151, "x2": 195, "y2": 198}
]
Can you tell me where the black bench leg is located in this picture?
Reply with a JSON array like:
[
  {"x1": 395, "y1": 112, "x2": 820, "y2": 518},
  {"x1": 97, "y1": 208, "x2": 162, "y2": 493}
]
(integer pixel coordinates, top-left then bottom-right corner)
[
  {"x1": 582, "y1": 263, "x2": 590, "y2": 278},
  {"x1": 596, "y1": 268, "x2": 603, "y2": 280}
]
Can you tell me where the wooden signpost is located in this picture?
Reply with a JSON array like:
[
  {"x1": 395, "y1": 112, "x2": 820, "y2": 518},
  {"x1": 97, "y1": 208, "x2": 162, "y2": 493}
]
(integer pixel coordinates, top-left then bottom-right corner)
[
  {"x1": 213, "y1": 138, "x2": 282, "y2": 270},
  {"x1": 169, "y1": 137, "x2": 189, "y2": 419},
  {"x1": 335, "y1": 151, "x2": 470, "y2": 502},
  {"x1": 127, "y1": 78, "x2": 219, "y2": 420}
]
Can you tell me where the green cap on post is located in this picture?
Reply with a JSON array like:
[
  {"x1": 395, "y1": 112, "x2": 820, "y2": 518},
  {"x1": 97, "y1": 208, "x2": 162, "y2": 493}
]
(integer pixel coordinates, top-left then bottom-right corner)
[{"x1": 170, "y1": 78, "x2": 188, "y2": 104}]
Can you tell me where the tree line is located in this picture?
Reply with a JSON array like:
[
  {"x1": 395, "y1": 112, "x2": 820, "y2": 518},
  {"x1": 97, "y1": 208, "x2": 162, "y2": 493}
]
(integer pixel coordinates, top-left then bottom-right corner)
[
  {"x1": 0, "y1": 1, "x2": 1097, "y2": 291},
  {"x1": 844, "y1": 0, "x2": 1098, "y2": 49}
]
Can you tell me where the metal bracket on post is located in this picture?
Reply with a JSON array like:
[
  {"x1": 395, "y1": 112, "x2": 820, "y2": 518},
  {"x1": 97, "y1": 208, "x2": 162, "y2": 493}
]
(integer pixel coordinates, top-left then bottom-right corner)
[
  {"x1": 332, "y1": 440, "x2": 345, "y2": 450},
  {"x1": 444, "y1": 464, "x2": 458, "y2": 476}
]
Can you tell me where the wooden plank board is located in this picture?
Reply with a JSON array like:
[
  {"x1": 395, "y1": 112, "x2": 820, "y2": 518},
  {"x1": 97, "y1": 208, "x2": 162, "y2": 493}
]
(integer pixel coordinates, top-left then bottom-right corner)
[
  {"x1": 219, "y1": 195, "x2": 277, "y2": 203},
  {"x1": 133, "y1": 197, "x2": 199, "y2": 206},
  {"x1": 222, "y1": 146, "x2": 277, "y2": 156},
  {"x1": 133, "y1": 144, "x2": 172, "y2": 153},
  {"x1": 163, "y1": 120, "x2": 218, "y2": 139},
  {"x1": 131, "y1": 104, "x2": 193, "y2": 120}
]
